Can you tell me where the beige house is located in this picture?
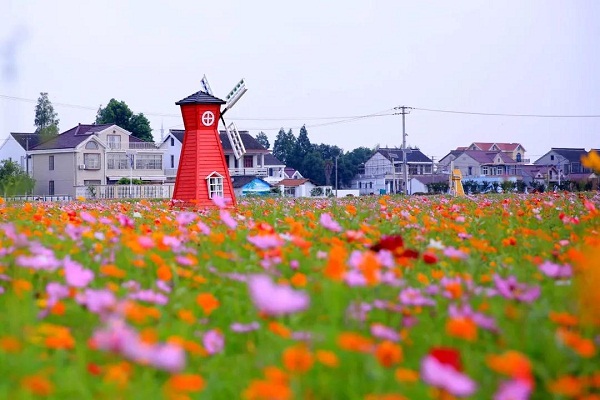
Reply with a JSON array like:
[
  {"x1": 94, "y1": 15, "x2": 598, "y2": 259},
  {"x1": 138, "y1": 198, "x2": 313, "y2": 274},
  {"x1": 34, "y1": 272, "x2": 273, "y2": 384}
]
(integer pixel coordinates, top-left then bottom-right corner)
[
  {"x1": 28, "y1": 124, "x2": 165, "y2": 198},
  {"x1": 465, "y1": 142, "x2": 528, "y2": 163}
]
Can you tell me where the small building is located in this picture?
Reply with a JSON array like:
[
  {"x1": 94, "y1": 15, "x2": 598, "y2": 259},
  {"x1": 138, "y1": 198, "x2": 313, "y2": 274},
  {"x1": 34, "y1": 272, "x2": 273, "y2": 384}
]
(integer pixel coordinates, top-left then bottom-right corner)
[
  {"x1": 0, "y1": 132, "x2": 42, "y2": 173},
  {"x1": 408, "y1": 174, "x2": 450, "y2": 195},
  {"x1": 231, "y1": 176, "x2": 272, "y2": 197},
  {"x1": 277, "y1": 178, "x2": 318, "y2": 198}
]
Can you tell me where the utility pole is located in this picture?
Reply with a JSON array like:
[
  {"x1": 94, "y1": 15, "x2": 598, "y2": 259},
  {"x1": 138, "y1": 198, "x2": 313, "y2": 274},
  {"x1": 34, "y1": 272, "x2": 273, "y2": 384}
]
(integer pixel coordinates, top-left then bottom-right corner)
[
  {"x1": 394, "y1": 106, "x2": 412, "y2": 195},
  {"x1": 335, "y1": 155, "x2": 338, "y2": 198}
]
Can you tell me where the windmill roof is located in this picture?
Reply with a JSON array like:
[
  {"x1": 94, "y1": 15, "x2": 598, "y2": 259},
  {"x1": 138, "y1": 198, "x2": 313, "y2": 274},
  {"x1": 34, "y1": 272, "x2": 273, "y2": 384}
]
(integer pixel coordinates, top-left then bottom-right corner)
[
  {"x1": 31, "y1": 124, "x2": 115, "y2": 150},
  {"x1": 175, "y1": 90, "x2": 226, "y2": 105}
]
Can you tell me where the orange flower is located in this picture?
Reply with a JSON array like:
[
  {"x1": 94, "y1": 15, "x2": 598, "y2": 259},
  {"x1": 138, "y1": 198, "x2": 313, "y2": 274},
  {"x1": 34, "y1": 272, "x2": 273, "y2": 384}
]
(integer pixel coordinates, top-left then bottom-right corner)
[
  {"x1": 359, "y1": 251, "x2": 381, "y2": 286},
  {"x1": 375, "y1": 341, "x2": 403, "y2": 368},
  {"x1": 100, "y1": 264, "x2": 127, "y2": 279},
  {"x1": 243, "y1": 379, "x2": 292, "y2": 400},
  {"x1": 316, "y1": 350, "x2": 339, "y2": 368},
  {"x1": 486, "y1": 350, "x2": 533, "y2": 384},
  {"x1": 282, "y1": 345, "x2": 314, "y2": 374},
  {"x1": 103, "y1": 362, "x2": 132, "y2": 388},
  {"x1": 0, "y1": 335, "x2": 22, "y2": 353},
  {"x1": 557, "y1": 328, "x2": 596, "y2": 358},
  {"x1": 548, "y1": 375, "x2": 583, "y2": 397},
  {"x1": 166, "y1": 374, "x2": 205, "y2": 393},
  {"x1": 263, "y1": 366, "x2": 288, "y2": 384},
  {"x1": 290, "y1": 272, "x2": 307, "y2": 288},
  {"x1": 268, "y1": 321, "x2": 291, "y2": 338},
  {"x1": 573, "y1": 243, "x2": 600, "y2": 326},
  {"x1": 324, "y1": 245, "x2": 348, "y2": 281},
  {"x1": 196, "y1": 293, "x2": 220, "y2": 316},
  {"x1": 337, "y1": 332, "x2": 374, "y2": 353},
  {"x1": 12, "y1": 279, "x2": 32, "y2": 297},
  {"x1": 549, "y1": 311, "x2": 579, "y2": 327},
  {"x1": 21, "y1": 374, "x2": 54, "y2": 396},
  {"x1": 157, "y1": 264, "x2": 173, "y2": 281},
  {"x1": 395, "y1": 368, "x2": 419, "y2": 383},
  {"x1": 177, "y1": 309, "x2": 196, "y2": 324},
  {"x1": 445, "y1": 317, "x2": 477, "y2": 342}
]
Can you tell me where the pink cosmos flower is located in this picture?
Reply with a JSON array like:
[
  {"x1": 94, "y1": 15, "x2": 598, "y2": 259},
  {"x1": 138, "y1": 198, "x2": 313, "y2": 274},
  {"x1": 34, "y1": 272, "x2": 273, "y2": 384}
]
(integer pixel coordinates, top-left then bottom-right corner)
[
  {"x1": 247, "y1": 234, "x2": 284, "y2": 250},
  {"x1": 493, "y1": 275, "x2": 540, "y2": 303},
  {"x1": 493, "y1": 379, "x2": 532, "y2": 400},
  {"x1": 230, "y1": 322, "x2": 260, "y2": 333},
  {"x1": 443, "y1": 246, "x2": 468, "y2": 260},
  {"x1": 46, "y1": 282, "x2": 70, "y2": 307},
  {"x1": 203, "y1": 329, "x2": 225, "y2": 355},
  {"x1": 79, "y1": 211, "x2": 96, "y2": 224},
  {"x1": 219, "y1": 210, "x2": 238, "y2": 229},
  {"x1": 399, "y1": 287, "x2": 435, "y2": 307},
  {"x1": 211, "y1": 195, "x2": 228, "y2": 208},
  {"x1": 117, "y1": 214, "x2": 134, "y2": 228},
  {"x1": 370, "y1": 323, "x2": 401, "y2": 342},
  {"x1": 538, "y1": 261, "x2": 572, "y2": 279},
  {"x1": 64, "y1": 258, "x2": 94, "y2": 288},
  {"x1": 77, "y1": 289, "x2": 117, "y2": 314},
  {"x1": 319, "y1": 213, "x2": 342, "y2": 232},
  {"x1": 176, "y1": 211, "x2": 197, "y2": 226},
  {"x1": 137, "y1": 236, "x2": 155, "y2": 249},
  {"x1": 448, "y1": 304, "x2": 498, "y2": 333},
  {"x1": 248, "y1": 274, "x2": 309, "y2": 316},
  {"x1": 197, "y1": 221, "x2": 211, "y2": 235},
  {"x1": 421, "y1": 350, "x2": 477, "y2": 397},
  {"x1": 16, "y1": 253, "x2": 61, "y2": 271},
  {"x1": 128, "y1": 289, "x2": 168, "y2": 305}
]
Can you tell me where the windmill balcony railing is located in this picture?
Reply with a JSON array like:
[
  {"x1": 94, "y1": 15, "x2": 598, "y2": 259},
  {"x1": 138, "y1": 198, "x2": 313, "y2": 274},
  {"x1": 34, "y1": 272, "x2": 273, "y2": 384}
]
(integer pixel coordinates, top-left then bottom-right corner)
[{"x1": 229, "y1": 167, "x2": 268, "y2": 177}]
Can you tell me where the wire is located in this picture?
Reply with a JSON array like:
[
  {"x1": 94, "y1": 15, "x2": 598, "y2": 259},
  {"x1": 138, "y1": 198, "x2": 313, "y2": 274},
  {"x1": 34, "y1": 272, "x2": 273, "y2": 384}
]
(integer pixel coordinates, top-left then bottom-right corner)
[{"x1": 412, "y1": 107, "x2": 600, "y2": 118}]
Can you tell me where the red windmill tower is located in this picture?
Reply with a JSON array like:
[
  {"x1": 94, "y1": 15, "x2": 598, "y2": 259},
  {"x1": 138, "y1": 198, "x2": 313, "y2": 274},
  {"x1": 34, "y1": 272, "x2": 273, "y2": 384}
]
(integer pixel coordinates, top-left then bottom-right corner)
[{"x1": 172, "y1": 76, "x2": 247, "y2": 208}]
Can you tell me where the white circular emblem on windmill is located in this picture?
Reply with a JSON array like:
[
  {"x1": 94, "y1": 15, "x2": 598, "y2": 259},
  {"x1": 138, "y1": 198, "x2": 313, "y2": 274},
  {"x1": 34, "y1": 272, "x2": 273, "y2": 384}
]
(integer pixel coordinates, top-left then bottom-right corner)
[{"x1": 201, "y1": 111, "x2": 215, "y2": 126}]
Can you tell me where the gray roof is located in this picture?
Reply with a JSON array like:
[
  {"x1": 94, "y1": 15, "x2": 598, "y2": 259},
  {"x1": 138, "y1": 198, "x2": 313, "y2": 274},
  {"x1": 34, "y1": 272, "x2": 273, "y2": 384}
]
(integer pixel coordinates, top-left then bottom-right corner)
[
  {"x1": 377, "y1": 148, "x2": 432, "y2": 163},
  {"x1": 10, "y1": 132, "x2": 44, "y2": 150},
  {"x1": 411, "y1": 174, "x2": 450, "y2": 184},
  {"x1": 31, "y1": 124, "x2": 114, "y2": 150},
  {"x1": 169, "y1": 129, "x2": 269, "y2": 152},
  {"x1": 264, "y1": 153, "x2": 285, "y2": 166},
  {"x1": 550, "y1": 148, "x2": 589, "y2": 163},
  {"x1": 175, "y1": 91, "x2": 225, "y2": 105}
]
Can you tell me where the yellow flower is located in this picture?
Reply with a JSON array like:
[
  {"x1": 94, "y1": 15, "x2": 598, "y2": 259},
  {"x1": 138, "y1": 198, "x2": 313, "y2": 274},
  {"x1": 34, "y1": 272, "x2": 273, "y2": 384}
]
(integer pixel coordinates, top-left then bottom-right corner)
[{"x1": 581, "y1": 150, "x2": 600, "y2": 173}]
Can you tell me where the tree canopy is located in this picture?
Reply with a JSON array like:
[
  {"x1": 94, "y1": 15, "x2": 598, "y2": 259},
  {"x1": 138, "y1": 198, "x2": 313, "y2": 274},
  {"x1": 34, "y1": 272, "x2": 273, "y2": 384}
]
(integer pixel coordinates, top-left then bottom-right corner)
[
  {"x1": 96, "y1": 99, "x2": 153, "y2": 142},
  {"x1": 0, "y1": 160, "x2": 35, "y2": 196},
  {"x1": 255, "y1": 132, "x2": 270, "y2": 149},
  {"x1": 34, "y1": 92, "x2": 59, "y2": 137}
]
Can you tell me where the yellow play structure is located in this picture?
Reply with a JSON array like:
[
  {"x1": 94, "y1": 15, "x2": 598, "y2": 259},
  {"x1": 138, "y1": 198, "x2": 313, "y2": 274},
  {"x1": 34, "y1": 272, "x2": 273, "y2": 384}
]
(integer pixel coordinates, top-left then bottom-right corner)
[{"x1": 449, "y1": 161, "x2": 465, "y2": 197}]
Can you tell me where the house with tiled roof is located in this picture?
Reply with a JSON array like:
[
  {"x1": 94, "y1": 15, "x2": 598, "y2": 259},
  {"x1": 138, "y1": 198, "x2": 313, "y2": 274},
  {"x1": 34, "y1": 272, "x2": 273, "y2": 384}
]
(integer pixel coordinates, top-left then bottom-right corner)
[
  {"x1": 466, "y1": 142, "x2": 527, "y2": 163},
  {"x1": 262, "y1": 153, "x2": 287, "y2": 184},
  {"x1": 27, "y1": 124, "x2": 165, "y2": 198},
  {"x1": 351, "y1": 147, "x2": 433, "y2": 195},
  {"x1": 160, "y1": 129, "x2": 271, "y2": 182},
  {"x1": 533, "y1": 148, "x2": 593, "y2": 178},
  {"x1": 0, "y1": 132, "x2": 45, "y2": 173},
  {"x1": 438, "y1": 150, "x2": 523, "y2": 179},
  {"x1": 276, "y1": 178, "x2": 323, "y2": 197}
]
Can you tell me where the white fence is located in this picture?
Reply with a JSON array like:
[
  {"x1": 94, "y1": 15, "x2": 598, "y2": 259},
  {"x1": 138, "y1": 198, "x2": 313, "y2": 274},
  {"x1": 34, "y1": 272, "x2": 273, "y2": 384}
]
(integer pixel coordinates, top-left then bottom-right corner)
[{"x1": 75, "y1": 184, "x2": 174, "y2": 199}]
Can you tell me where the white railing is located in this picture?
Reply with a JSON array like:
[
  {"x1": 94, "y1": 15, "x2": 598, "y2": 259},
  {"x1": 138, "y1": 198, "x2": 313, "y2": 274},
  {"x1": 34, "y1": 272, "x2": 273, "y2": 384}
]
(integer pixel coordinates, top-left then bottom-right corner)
[
  {"x1": 229, "y1": 167, "x2": 268, "y2": 177},
  {"x1": 107, "y1": 142, "x2": 159, "y2": 150},
  {"x1": 75, "y1": 184, "x2": 174, "y2": 199},
  {"x1": 3, "y1": 194, "x2": 73, "y2": 202}
]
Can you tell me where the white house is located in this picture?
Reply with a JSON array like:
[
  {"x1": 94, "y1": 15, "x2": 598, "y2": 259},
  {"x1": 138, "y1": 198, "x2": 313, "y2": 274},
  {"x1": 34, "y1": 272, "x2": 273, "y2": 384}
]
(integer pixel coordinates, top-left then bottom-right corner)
[{"x1": 0, "y1": 132, "x2": 42, "y2": 173}]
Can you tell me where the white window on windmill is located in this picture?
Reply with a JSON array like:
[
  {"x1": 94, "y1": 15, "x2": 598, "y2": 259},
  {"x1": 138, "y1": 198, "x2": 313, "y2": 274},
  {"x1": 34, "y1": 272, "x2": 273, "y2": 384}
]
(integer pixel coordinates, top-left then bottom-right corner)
[{"x1": 206, "y1": 171, "x2": 224, "y2": 199}]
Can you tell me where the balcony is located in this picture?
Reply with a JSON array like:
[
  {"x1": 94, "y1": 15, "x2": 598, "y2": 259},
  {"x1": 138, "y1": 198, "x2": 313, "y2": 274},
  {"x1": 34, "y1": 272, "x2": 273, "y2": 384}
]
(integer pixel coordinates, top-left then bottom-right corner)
[
  {"x1": 229, "y1": 167, "x2": 268, "y2": 177},
  {"x1": 107, "y1": 142, "x2": 159, "y2": 150}
]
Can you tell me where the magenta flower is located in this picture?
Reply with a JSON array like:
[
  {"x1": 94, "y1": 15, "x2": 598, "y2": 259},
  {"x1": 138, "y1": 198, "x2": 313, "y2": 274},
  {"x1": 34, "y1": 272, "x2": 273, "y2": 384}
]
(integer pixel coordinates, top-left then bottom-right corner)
[
  {"x1": 197, "y1": 221, "x2": 211, "y2": 235},
  {"x1": 319, "y1": 213, "x2": 342, "y2": 232},
  {"x1": 493, "y1": 379, "x2": 532, "y2": 400},
  {"x1": 211, "y1": 195, "x2": 228, "y2": 208},
  {"x1": 46, "y1": 282, "x2": 70, "y2": 307},
  {"x1": 230, "y1": 322, "x2": 260, "y2": 333},
  {"x1": 16, "y1": 253, "x2": 61, "y2": 271},
  {"x1": 64, "y1": 258, "x2": 94, "y2": 288},
  {"x1": 77, "y1": 289, "x2": 116, "y2": 314},
  {"x1": 203, "y1": 329, "x2": 225, "y2": 355},
  {"x1": 493, "y1": 275, "x2": 540, "y2": 303},
  {"x1": 219, "y1": 210, "x2": 238, "y2": 229},
  {"x1": 370, "y1": 323, "x2": 400, "y2": 342},
  {"x1": 128, "y1": 289, "x2": 168, "y2": 305},
  {"x1": 247, "y1": 234, "x2": 284, "y2": 250},
  {"x1": 448, "y1": 304, "x2": 498, "y2": 333},
  {"x1": 248, "y1": 274, "x2": 309, "y2": 316},
  {"x1": 399, "y1": 287, "x2": 435, "y2": 307},
  {"x1": 443, "y1": 246, "x2": 468, "y2": 260},
  {"x1": 538, "y1": 261, "x2": 572, "y2": 279},
  {"x1": 176, "y1": 211, "x2": 197, "y2": 226},
  {"x1": 421, "y1": 354, "x2": 477, "y2": 397}
]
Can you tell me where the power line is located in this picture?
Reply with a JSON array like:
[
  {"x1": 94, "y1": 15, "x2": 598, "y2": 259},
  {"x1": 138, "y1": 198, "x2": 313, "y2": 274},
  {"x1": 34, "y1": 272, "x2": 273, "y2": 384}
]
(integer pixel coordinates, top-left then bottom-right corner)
[{"x1": 412, "y1": 106, "x2": 600, "y2": 118}]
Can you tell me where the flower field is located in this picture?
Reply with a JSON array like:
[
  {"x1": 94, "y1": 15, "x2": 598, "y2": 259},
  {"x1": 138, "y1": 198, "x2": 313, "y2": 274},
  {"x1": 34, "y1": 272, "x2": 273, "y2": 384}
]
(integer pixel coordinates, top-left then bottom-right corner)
[{"x1": 0, "y1": 192, "x2": 599, "y2": 399}]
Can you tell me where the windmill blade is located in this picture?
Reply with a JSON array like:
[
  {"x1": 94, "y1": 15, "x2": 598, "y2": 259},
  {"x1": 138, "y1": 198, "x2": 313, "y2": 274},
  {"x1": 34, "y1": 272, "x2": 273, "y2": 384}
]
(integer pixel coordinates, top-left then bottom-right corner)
[
  {"x1": 200, "y1": 74, "x2": 213, "y2": 96},
  {"x1": 225, "y1": 121, "x2": 246, "y2": 160},
  {"x1": 223, "y1": 79, "x2": 247, "y2": 113}
]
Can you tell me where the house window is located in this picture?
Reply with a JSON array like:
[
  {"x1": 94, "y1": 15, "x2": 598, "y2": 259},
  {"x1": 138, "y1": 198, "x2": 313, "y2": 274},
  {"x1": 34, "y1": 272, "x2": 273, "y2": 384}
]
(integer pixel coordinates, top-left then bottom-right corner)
[
  {"x1": 170, "y1": 137, "x2": 175, "y2": 146},
  {"x1": 244, "y1": 155, "x2": 253, "y2": 168},
  {"x1": 571, "y1": 162, "x2": 581, "y2": 174},
  {"x1": 107, "y1": 153, "x2": 128, "y2": 169},
  {"x1": 468, "y1": 166, "x2": 473, "y2": 176},
  {"x1": 84, "y1": 153, "x2": 101, "y2": 169},
  {"x1": 107, "y1": 135, "x2": 121, "y2": 150},
  {"x1": 482, "y1": 166, "x2": 489, "y2": 175},
  {"x1": 284, "y1": 187, "x2": 296, "y2": 197},
  {"x1": 269, "y1": 168, "x2": 274, "y2": 177},
  {"x1": 136, "y1": 154, "x2": 162, "y2": 169},
  {"x1": 49, "y1": 155, "x2": 54, "y2": 170},
  {"x1": 85, "y1": 141, "x2": 99, "y2": 150},
  {"x1": 516, "y1": 153, "x2": 522, "y2": 162},
  {"x1": 170, "y1": 155, "x2": 175, "y2": 168},
  {"x1": 550, "y1": 155, "x2": 555, "y2": 161},
  {"x1": 225, "y1": 155, "x2": 230, "y2": 167},
  {"x1": 207, "y1": 175, "x2": 224, "y2": 199},
  {"x1": 49, "y1": 180, "x2": 55, "y2": 195}
]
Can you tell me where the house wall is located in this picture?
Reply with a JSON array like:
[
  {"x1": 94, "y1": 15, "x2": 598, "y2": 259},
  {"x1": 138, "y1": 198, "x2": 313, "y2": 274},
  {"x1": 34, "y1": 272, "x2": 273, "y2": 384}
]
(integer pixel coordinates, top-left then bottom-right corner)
[
  {"x1": 0, "y1": 137, "x2": 28, "y2": 172},
  {"x1": 75, "y1": 141, "x2": 105, "y2": 186},
  {"x1": 449, "y1": 154, "x2": 482, "y2": 178},
  {"x1": 160, "y1": 136, "x2": 182, "y2": 174},
  {"x1": 31, "y1": 152, "x2": 76, "y2": 196},
  {"x1": 408, "y1": 179, "x2": 428, "y2": 195}
]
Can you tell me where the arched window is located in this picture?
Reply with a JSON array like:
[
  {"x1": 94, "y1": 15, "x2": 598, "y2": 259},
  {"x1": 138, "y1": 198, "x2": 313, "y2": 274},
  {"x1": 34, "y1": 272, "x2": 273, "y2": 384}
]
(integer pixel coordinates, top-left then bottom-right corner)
[
  {"x1": 516, "y1": 153, "x2": 522, "y2": 162},
  {"x1": 85, "y1": 141, "x2": 99, "y2": 150}
]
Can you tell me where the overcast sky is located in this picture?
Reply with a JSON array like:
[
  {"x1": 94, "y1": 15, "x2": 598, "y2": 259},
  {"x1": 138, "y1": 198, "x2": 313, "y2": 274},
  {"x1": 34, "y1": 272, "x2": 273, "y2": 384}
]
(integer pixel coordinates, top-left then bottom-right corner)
[{"x1": 1, "y1": 0, "x2": 599, "y2": 161}]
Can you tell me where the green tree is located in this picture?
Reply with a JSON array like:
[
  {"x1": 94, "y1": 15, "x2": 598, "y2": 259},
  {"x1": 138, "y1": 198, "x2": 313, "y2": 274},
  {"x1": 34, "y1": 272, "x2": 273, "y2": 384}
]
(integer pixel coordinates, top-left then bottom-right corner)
[
  {"x1": 34, "y1": 92, "x2": 59, "y2": 137},
  {"x1": 301, "y1": 151, "x2": 326, "y2": 185},
  {"x1": 0, "y1": 160, "x2": 35, "y2": 196},
  {"x1": 96, "y1": 99, "x2": 153, "y2": 142},
  {"x1": 255, "y1": 131, "x2": 270, "y2": 149},
  {"x1": 273, "y1": 128, "x2": 296, "y2": 164}
]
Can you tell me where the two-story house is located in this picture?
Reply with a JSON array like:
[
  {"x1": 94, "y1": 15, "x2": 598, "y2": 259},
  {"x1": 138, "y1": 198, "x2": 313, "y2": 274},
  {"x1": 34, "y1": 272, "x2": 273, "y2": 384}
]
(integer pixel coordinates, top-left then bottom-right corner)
[
  {"x1": 28, "y1": 124, "x2": 165, "y2": 198},
  {"x1": 438, "y1": 150, "x2": 522, "y2": 179},
  {"x1": 465, "y1": 142, "x2": 528, "y2": 163},
  {"x1": 533, "y1": 148, "x2": 592, "y2": 180},
  {"x1": 160, "y1": 129, "x2": 272, "y2": 182},
  {"x1": 352, "y1": 147, "x2": 433, "y2": 195}
]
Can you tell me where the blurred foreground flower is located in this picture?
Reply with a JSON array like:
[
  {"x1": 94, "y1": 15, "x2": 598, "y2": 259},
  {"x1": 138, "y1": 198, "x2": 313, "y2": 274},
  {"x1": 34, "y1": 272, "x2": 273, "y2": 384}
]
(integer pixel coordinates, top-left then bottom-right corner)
[
  {"x1": 420, "y1": 347, "x2": 477, "y2": 397},
  {"x1": 248, "y1": 275, "x2": 309, "y2": 316}
]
